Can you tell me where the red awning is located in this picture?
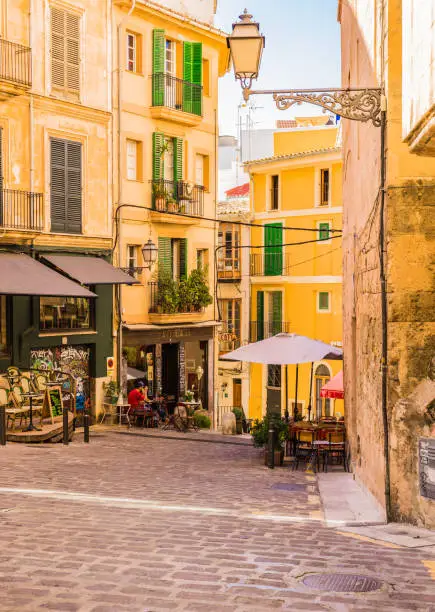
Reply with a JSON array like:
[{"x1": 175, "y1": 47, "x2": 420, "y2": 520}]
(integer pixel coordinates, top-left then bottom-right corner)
[{"x1": 320, "y1": 370, "x2": 344, "y2": 399}]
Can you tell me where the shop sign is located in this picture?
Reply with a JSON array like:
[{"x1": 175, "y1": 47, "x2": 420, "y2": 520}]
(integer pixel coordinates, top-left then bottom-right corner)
[
  {"x1": 106, "y1": 356, "x2": 115, "y2": 377},
  {"x1": 218, "y1": 332, "x2": 239, "y2": 342},
  {"x1": 419, "y1": 438, "x2": 435, "y2": 500}
]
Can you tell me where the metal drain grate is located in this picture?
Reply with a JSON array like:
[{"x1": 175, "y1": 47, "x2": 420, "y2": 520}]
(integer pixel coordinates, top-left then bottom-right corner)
[
  {"x1": 302, "y1": 573, "x2": 383, "y2": 593},
  {"x1": 271, "y1": 483, "x2": 307, "y2": 492}
]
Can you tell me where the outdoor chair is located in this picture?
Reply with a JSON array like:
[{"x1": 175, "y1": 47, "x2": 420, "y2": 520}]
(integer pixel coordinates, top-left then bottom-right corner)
[
  {"x1": 321, "y1": 428, "x2": 347, "y2": 472},
  {"x1": 11, "y1": 384, "x2": 43, "y2": 427},
  {"x1": 0, "y1": 387, "x2": 29, "y2": 431},
  {"x1": 292, "y1": 429, "x2": 316, "y2": 471}
]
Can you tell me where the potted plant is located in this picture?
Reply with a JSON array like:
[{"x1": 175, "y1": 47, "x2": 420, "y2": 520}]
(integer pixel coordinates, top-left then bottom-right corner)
[
  {"x1": 188, "y1": 267, "x2": 213, "y2": 312},
  {"x1": 251, "y1": 416, "x2": 288, "y2": 466},
  {"x1": 184, "y1": 389, "x2": 194, "y2": 402},
  {"x1": 152, "y1": 181, "x2": 167, "y2": 211},
  {"x1": 103, "y1": 380, "x2": 119, "y2": 405},
  {"x1": 166, "y1": 194, "x2": 178, "y2": 213},
  {"x1": 157, "y1": 271, "x2": 179, "y2": 313},
  {"x1": 232, "y1": 407, "x2": 244, "y2": 434}
]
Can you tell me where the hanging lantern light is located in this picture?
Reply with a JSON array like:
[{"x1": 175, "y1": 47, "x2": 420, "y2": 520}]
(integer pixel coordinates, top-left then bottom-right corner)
[
  {"x1": 227, "y1": 9, "x2": 265, "y2": 90},
  {"x1": 141, "y1": 238, "x2": 158, "y2": 269}
]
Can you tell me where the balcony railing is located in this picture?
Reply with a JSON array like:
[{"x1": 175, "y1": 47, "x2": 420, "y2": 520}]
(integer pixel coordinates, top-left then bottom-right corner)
[
  {"x1": 0, "y1": 39, "x2": 31, "y2": 86},
  {"x1": 152, "y1": 73, "x2": 202, "y2": 116},
  {"x1": 150, "y1": 179, "x2": 204, "y2": 217},
  {"x1": 148, "y1": 281, "x2": 206, "y2": 315},
  {"x1": 250, "y1": 320, "x2": 291, "y2": 342},
  {"x1": 0, "y1": 189, "x2": 43, "y2": 231},
  {"x1": 217, "y1": 259, "x2": 241, "y2": 281},
  {"x1": 250, "y1": 252, "x2": 291, "y2": 276},
  {"x1": 218, "y1": 322, "x2": 241, "y2": 354}
]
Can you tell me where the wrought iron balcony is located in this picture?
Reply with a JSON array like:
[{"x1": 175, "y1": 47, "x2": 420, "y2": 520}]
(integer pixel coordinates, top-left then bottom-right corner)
[
  {"x1": 151, "y1": 73, "x2": 202, "y2": 116},
  {"x1": 217, "y1": 258, "x2": 241, "y2": 281},
  {"x1": 0, "y1": 189, "x2": 43, "y2": 231},
  {"x1": 250, "y1": 252, "x2": 291, "y2": 276},
  {"x1": 0, "y1": 39, "x2": 31, "y2": 93},
  {"x1": 148, "y1": 280, "x2": 207, "y2": 322},
  {"x1": 150, "y1": 179, "x2": 204, "y2": 217},
  {"x1": 250, "y1": 320, "x2": 291, "y2": 342}
]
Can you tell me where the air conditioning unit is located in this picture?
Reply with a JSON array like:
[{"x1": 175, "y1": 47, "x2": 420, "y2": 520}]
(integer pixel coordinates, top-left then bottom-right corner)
[{"x1": 178, "y1": 181, "x2": 194, "y2": 200}]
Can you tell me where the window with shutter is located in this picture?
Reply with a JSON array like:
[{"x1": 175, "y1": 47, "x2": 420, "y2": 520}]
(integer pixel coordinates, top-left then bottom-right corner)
[
  {"x1": 126, "y1": 140, "x2": 138, "y2": 180},
  {"x1": 152, "y1": 29, "x2": 165, "y2": 106},
  {"x1": 182, "y1": 42, "x2": 202, "y2": 115},
  {"x1": 152, "y1": 132, "x2": 164, "y2": 181},
  {"x1": 264, "y1": 223, "x2": 283, "y2": 275},
  {"x1": 318, "y1": 292, "x2": 330, "y2": 312},
  {"x1": 179, "y1": 238, "x2": 187, "y2": 279},
  {"x1": 50, "y1": 138, "x2": 82, "y2": 234},
  {"x1": 318, "y1": 222, "x2": 331, "y2": 241},
  {"x1": 50, "y1": 7, "x2": 80, "y2": 98},
  {"x1": 270, "y1": 292, "x2": 282, "y2": 336},
  {"x1": 173, "y1": 138, "x2": 183, "y2": 182},
  {"x1": 158, "y1": 237, "x2": 172, "y2": 276}
]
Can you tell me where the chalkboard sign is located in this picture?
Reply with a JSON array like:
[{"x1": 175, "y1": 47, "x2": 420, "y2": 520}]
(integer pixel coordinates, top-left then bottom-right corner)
[
  {"x1": 179, "y1": 342, "x2": 186, "y2": 397},
  {"x1": 419, "y1": 438, "x2": 435, "y2": 500},
  {"x1": 44, "y1": 386, "x2": 64, "y2": 423}
]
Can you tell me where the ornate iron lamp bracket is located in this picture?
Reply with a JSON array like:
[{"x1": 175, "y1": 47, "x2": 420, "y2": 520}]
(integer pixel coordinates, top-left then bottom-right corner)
[{"x1": 271, "y1": 88, "x2": 383, "y2": 126}]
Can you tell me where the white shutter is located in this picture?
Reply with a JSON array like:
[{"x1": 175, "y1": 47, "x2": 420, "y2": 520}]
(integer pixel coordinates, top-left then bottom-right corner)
[{"x1": 126, "y1": 140, "x2": 137, "y2": 180}]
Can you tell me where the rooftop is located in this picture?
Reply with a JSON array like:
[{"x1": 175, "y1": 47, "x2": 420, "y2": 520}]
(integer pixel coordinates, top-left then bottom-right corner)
[
  {"x1": 225, "y1": 183, "x2": 250, "y2": 198},
  {"x1": 244, "y1": 146, "x2": 341, "y2": 167}
]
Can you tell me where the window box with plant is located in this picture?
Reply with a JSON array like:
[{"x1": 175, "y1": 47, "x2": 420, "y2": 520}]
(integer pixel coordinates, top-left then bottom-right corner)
[{"x1": 149, "y1": 267, "x2": 212, "y2": 315}]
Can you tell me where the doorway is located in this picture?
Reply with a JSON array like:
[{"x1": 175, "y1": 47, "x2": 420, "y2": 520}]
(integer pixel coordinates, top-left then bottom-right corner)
[
  {"x1": 162, "y1": 343, "x2": 179, "y2": 402},
  {"x1": 315, "y1": 363, "x2": 331, "y2": 419},
  {"x1": 233, "y1": 378, "x2": 242, "y2": 408},
  {"x1": 266, "y1": 364, "x2": 281, "y2": 417}
]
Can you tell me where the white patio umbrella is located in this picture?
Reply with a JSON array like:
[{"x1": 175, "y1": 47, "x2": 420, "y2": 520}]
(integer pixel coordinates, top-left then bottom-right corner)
[{"x1": 222, "y1": 333, "x2": 343, "y2": 421}]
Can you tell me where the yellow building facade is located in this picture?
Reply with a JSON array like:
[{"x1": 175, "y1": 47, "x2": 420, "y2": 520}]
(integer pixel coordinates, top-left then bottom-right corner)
[
  {"x1": 114, "y1": 1, "x2": 228, "y2": 411},
  {"x1": 0, "y1": 0, "x2": 115, "y2": 414},
  {"x1": 246, "y1": 124, "x2": 343, "y2": 421}
]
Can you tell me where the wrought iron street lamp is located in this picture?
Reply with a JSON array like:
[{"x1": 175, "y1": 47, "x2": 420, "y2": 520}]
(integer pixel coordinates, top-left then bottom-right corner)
[
  {"x1": 141, "y1": 238, "x2": 158, "y2": 270},
  {"x1": 227, "y1": 9, "x2": 384, "y2": 126}
]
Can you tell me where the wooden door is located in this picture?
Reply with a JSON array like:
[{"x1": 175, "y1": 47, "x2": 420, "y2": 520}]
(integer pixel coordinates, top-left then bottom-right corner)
[{"x1": 233, "y1": 379, "x2": 242, "y2": 408}]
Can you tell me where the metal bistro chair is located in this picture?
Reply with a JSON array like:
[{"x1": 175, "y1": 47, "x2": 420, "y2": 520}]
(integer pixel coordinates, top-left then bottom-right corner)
[
  {"x1": 321, "y1": 427, "x2": 347, "y2": 472},
  {"x1": 292, "y1": 428, "x2": 316, "y2": 471},
  {"x1": 0, "y1": 387, "x2": 28, "y2": 431},
  {"x1": 11, "y1": 383, "x2": 43, "y2": 427}
]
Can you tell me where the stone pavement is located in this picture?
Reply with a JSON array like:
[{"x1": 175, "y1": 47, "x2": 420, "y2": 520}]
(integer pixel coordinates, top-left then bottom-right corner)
[{"x1": 0, "y1": 431, "x2": 433, "y2": 611}]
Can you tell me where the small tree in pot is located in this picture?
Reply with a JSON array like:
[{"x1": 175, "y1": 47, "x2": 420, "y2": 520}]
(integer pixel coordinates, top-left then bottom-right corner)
[
  {"x1": 251, "y1": 416, "x2": 288, "y2": 466},
  {"x1": 232, "y1": 407, "x2": 244, "y2": 434}
]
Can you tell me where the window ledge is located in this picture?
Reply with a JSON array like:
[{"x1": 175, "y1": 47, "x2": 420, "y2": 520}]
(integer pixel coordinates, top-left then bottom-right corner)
[{"x1": 38, "y1": 330, "x2": 97, "y2": 337}]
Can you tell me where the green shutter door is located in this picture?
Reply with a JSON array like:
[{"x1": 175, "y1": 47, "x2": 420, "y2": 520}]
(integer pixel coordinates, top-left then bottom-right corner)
[
  {"x1": 173, "y1": 137, "x2": 183, "y2": 182},
  {"x1": 191, "y1": 42, "x2": 202, "y2": 116},
  {"x1": 158, "y1": 237, "x2": 172, "y2": 276},
  {"x1": 66, "y1": 140, "x2": 82, "y2": 234},
  {"x1": 183, "y1": 42, "x2": 193, "y2": 113},
  {"x1": 271, "y1": 291, "x2": 282, "y2": 336},
  {"x1": 319, "y1": 222, "x2": 330, "y2": 241},
  {"x1": 152, "y1": 29, "x2": 165, "y2": 106},
  {"x1": 179, "y1": 238, "x2": 187, "y2": 279},
  {"x1": 256, "y1": 290, "x2": 264, "y2": 341},
  {"x1": 152, "y1": 132, "x2": 164, "y2": 181},
  {"x1": 264, "y1": 223, "x2": 283, "y2": 276}
]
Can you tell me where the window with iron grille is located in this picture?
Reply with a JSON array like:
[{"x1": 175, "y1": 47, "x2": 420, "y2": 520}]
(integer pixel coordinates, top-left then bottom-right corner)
[
  {"x1": 267, "y1": 364, "x2": 281, "y2": 388},
  {"x1": 218, "y1": 299, "x2": 241, "y2": 354},
  {"x1": 50, "y1": 7, "x2": 80, "y2": 98},
  {"x1": 320, "y1": 169, "x2": 330, "y2": 205}
]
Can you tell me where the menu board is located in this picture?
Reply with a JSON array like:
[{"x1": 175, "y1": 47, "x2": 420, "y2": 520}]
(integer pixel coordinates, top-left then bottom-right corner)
[
  {"x1": 155, "y1": 344, "x2": 162, "y2": 396},
  {"x1": 419, "y1": 438, "x2": 435, "y2": 500},
  {"x1": 179, "y1": 342, "x2": 186, "y2": 397},
  {"x1": 44, "y1": 386, "x2": 64, "y2": 423}
]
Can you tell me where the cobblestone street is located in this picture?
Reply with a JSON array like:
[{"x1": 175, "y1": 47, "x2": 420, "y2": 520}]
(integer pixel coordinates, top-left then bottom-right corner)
[{"x1": 0, "y1": 431, "x2": 434, "y2": 611}]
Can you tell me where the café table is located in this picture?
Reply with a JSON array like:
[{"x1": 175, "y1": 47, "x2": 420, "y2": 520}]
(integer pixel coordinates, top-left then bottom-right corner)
[{"x1": 22, "y1": 392, "x2": 43, "y2": 432}]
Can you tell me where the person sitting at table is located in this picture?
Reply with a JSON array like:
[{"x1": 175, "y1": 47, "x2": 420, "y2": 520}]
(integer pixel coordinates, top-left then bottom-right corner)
[{"x1": 128, "y1": 381, "x2": 146, "y2": 425}]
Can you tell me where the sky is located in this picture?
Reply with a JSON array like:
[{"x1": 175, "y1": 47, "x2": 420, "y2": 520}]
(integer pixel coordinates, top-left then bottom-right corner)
[{"x1": 215, "y1": 0, "x2": 341, "y2": 136}]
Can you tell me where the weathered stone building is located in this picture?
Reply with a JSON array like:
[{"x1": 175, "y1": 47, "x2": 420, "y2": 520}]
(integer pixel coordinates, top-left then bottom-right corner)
[{"x1": 338, "y1": 0, "x2": 435, "y2": 527}]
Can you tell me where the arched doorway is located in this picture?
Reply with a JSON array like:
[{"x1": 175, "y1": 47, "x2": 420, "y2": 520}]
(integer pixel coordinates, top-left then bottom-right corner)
[{"x1": 315, "y1": 363, "x2": 331, "y2": 420}]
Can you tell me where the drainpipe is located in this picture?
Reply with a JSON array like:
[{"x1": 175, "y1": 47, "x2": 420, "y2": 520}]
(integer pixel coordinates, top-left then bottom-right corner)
[
  {"x1": 379, "y1": 100, "x2": 391, "y2": 521},
  {"x1": 116, "y1": 0, "x2": 136, "y2": 393},
  {"x1": 29, "y1": 0, "x2": 34, "y2": 193}
]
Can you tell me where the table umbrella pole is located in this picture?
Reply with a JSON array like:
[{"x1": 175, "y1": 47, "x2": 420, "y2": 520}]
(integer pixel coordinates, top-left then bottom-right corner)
[
  {"x1": 307, "y1": 362, "x2": 314, "y2": 422},
  {"x1": 294, "y1": 364, "x2": 299, "y2": 421},
  {"x1": 285, "y1": 365, "x2": 289, "y2": 422}
]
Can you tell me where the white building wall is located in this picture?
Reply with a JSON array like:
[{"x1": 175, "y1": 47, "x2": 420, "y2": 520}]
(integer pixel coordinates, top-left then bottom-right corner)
[{"x1": 402, "y1": 0, "x2": 435, "y2": 142}]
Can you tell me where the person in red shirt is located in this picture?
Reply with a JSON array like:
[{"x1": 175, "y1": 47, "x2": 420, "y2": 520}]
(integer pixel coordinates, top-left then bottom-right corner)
[{"x1": 128, "y1": 382, "x2": 145, "y2": 409}]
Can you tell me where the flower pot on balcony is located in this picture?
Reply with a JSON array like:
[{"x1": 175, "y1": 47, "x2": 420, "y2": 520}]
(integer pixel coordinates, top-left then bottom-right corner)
[{"x1": 155, "y1": 197, "x2": 166, "y2": 211}]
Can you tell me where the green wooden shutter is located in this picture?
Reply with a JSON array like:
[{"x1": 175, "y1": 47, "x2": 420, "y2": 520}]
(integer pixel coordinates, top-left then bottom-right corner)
[
  {"x1": 319, "y1": 222, "x2": 330, "y2": 241},
  {"x1": 264, "y1": 223, "x2": 283, "y2": 275},
  {"x1": 152, "y1": 29, "x2": 165, "y2": 106},
  {"x1": 66, "y1": 140, "x2": 82, "y2": 233},
  {"x1": 191, "y1": 42, "x2": 202, "y2": 116},
  {"x1": 152, "y1": 132, "x2": 164, "y2": 181},
  {"x1": 256, "y1": 291, "x2": 264, "y2": 341},
  {"x1": 271, "y1": 292, "x2": 282, "y2": 336},
  {"x1": 183, "y1": 42, "x2": 193, "y2": 113},
  {"x1": 173, "y1": 137, "x2": 183, "y2": 182},
  {"x1": 179, "y1": 238, "x2": 187, "y2": 279},
  {"x1": 158, "y1": 237, "x2": 172, "y2": 276}
]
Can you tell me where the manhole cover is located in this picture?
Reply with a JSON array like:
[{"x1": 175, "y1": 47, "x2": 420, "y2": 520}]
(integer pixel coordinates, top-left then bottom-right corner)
[
  {"x1": 302, "y1": 573, "x2": 382, "y2": 593},
  {"x1": 272, "y1": 483, "x2": 307, "y2": 492}
]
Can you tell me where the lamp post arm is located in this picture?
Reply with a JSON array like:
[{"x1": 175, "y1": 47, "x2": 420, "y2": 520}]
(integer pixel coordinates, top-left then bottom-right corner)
[{"x1": 244, "y1": 87, "x2": 384, "y2": 127}]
